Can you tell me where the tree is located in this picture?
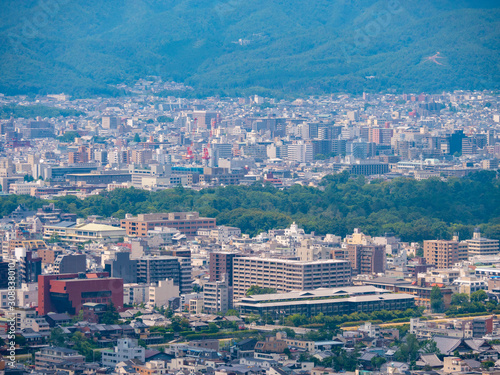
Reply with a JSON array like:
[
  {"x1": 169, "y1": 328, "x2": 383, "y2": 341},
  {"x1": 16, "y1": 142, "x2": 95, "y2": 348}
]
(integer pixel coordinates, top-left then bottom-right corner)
[
  {"x1": 225, "y1": 309, "x2": 240, "y2": 317},
  {"x1": 481, "y1": 361, "x2": 495, "y2": 369},
  {"x1": 24, "y1": 174, "x2": 34, "y2": 182},
  {"x1": 430, "y1": 286, "x2": 444, "y2": 313},
  {"x1": 101, "y1": 302, "x2": 120, "y2": 324},
  {"x1": 451, "y1": 293, "x2": 469, "y2": 305},
  {"x1": 371, "y1": 356, "x2": 387, "y2": 370},
  {"x1": 245, "y1": 285, "x2": 277, "y2": 296},
  {"x1": 133, "y1": 133, "x2": 141, "y2": 142},
  {"x1": 48, "y1": 232, "x2": 61, "y2": 244},
  {"x1": 72, "y1": 310, "x2": 84, "y2": 323},
  {"x1": 208, "y1": 323, "x2": 219, "y2": 333},
  {"x1": 15, "y1": 334, "x2": 26, "y2": 348},
  {"x1": 49, "y1": 327, "x2": 66, "y2": 346},
  {"x1": 157, "y1": 116, "x2": 173, "y2": 123},
  {"x1": 422, "y1": 340, "x2": 441, "y2": 355},
  {"x1": 394, "y1": 334, "x2": 420, "y2": 363},
  {"x1": 471, "y1": 290, "x2": 487, "y2": 303},
  {"x1": 283, "y1": 347, "x2": 293, "y2": 359}
]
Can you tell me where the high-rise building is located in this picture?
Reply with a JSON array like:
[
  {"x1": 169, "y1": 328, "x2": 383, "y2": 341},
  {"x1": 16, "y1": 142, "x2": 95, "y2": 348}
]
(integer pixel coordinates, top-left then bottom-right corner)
[
  {"x1": 232, "y1": 257, "x2": 351, "y2": 301},
  {"x1": 0, "y1": 260, "x2": 8, "y2": 288},
  {"x1": 203, "y1": 277, "x2": 230, "y2": 314},
  {"x1": 136, "y1": 256, "x2": 179, "y2": 284},
  {"x1": 192, "y1": 111, "x2": 219, "y2": 129},
  {"x1": 104, "y1": 252, "x2": 137, "y2": 284},
  {"x1": 53, "y1": 254, "x2": 86, "y2": 274},
  {"x1": 346, "y1": 244, "x2": 386, "y2": 275},
  {"x1": 15, "y1": 248, "x2": 42, "y2": 287},
  {"x1": 423, "y1": 240, "x2": 459, "y2": 268},
  {"x1": 209, "y1": 252, "x2": 242, "y2": 286},
  {"x1": 466, "y1": 229, "x2": 500, "y2": 257},
  {"x1": 287, "y1": 142, "x2": 313, "y2": 163}
]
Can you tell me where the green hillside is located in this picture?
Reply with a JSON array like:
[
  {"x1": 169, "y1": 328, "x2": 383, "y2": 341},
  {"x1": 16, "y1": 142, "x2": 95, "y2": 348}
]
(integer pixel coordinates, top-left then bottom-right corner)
[{"x1": 0, "y1": 0, "x2": 499, "y2": 97}]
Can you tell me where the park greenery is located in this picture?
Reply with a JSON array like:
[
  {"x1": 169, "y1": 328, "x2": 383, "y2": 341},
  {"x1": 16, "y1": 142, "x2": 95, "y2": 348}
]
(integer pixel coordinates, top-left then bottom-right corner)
[
  {"x1": 1, "y1": 171, "x2": 500, "y2": 243},
  {"x1": 0, "y1": 1, "x2": 498, "y2": 97},
  {"x1": 445, "y1": 290, "x2": 500, "y2": 316},
  {"x1": 245, "y1": 285, "x2": 277, "y2": 296}
]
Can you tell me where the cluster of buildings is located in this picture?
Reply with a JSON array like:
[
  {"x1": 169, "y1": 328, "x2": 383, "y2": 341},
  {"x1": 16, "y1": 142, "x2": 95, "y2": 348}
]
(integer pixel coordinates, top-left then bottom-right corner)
[
  {"x1": 0, "y1": 86, "x2": 500, "y2": 374},
  {"x1": 0, "y1": 89, "x2": 500, "y2": 196},
  {"x1": 0, "y1": 202, "x2": 499, "y2": 375}
]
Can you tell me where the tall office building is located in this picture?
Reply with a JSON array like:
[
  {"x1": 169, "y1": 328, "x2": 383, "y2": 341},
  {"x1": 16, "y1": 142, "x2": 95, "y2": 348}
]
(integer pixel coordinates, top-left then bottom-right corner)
[
  {"x1": 136, "y1": 256, "x2": 191, "y2": 294},
  {"x1": 287, "y1": 142, "x2": 313, "y2": 163},
  {"x1": 102, "y1": 116, "x2": 119, "y2": 129},
  {"x1": 232, "y1": 257, "x2": 351, "y2": 301},
  {"x1": 104, "y1": 252, "x2": 137, "y2": 284},
  {"x1": 346, "y1": 244, "x2": 386, "y2": 275},
  {"x1": 203, "y1": 278, "x2": 230, "y2": 314},
  {"x1": 53, "y1": 254, "x2": 86, "y2": 274},
  {"x1": 423, "y1": 240, "x2": 459, "y2": 268}
]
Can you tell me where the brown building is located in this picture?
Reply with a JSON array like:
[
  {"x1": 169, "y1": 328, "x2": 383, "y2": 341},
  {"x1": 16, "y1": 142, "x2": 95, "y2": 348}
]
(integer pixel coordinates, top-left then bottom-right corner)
[
  {"x1": 346, "y1": 244, "x2": 385, "y2": 275},
  {"x1": 209, "y1": 252, "x2": 242, "y2": 286},
  {"x1": 121, "y1": 212, "x2": 216, "y2": 237},
  {"x1": 423, "y1": 240, "x2": 459, "y2": 268},
  {"x1": 254, "y1": 335, "x2": 288, "y2": 354},
  {"x1": 38, "y1": 248, "x2": 63, "y2": 265}
]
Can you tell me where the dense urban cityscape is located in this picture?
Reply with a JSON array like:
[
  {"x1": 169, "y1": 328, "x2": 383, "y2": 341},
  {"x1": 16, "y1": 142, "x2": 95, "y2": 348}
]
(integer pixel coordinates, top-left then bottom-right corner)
[{"x1": 0, "y1": 82, "x2": 499, "y2": 375}]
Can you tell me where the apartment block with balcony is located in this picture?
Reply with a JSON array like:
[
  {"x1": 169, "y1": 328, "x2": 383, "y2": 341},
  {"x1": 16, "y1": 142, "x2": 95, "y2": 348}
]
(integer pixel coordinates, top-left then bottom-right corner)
[
  {"x1": 232, "y1": 257, "x2": 351, "y2": 301},
  {"x1": 423, "y1": 240, "x2": 459, "y2": 268}
]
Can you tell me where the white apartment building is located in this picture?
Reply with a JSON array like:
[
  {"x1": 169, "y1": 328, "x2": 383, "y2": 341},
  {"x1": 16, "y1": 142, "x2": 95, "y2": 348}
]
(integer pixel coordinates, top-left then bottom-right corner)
[{"x1": 102, "y1": 338, "x2": 145, "y2": 368}]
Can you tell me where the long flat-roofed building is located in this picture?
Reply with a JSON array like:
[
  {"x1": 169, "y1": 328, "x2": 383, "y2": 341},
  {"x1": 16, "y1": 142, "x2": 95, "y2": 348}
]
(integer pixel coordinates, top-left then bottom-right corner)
[
  {"x1": 232, "y1": 257, "x2": 351, "y2": 301},
  {"x1": 236, "y1": 286, "x2": 414, "y2": 318},
  {"x1": 43, "y1": 222, "x2": 126, "y2": 243},
  {"x1": 121, "y1": 212, "x2": 216, "y2": 237},
  {"x1": 466, "y1": 229, "x2": 499, "y2": 257}
]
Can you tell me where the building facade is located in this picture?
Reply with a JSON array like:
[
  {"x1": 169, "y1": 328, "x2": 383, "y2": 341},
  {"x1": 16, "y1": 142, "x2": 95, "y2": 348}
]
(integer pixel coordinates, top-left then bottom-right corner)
[
  {"x1": 121, "y1": 212, "x2": 216, "y2": 237},
  {"x1": 423, "y1": 240, "x2": 459, "y2": 268},
  {"x1": 232, "y1": 257, "x2": 351, "y2": 301}
]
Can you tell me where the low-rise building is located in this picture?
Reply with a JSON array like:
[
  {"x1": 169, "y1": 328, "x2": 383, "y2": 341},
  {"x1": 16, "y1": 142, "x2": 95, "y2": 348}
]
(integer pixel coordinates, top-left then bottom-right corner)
[{"x1": 35, "y1": 347, "x2": 85, "y2": 371}]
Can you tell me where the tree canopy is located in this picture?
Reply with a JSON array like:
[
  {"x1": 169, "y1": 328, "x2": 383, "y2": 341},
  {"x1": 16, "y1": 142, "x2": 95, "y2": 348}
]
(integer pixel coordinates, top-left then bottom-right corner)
[{"x1": 1, "y1": 171, "x2": 499, "y2": 243}]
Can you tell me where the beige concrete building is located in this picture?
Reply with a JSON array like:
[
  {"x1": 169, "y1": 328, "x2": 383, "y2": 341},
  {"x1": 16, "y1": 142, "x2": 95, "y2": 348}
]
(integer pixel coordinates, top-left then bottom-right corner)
[
  {"x1": 232, "y1": 257, "x2": 351, "y2": 301},
  {"x1": 423, "y1": 240, "x2": 459, "y2": 268},
  {"x1": 466, "y1": 229, "x2": 499, "y2": 256}
]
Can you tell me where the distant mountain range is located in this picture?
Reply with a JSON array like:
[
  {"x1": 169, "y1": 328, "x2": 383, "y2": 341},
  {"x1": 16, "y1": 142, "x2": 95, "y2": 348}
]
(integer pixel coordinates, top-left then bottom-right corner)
[{"x1": 0, "y1": 0, "x2": 499, "y2": 97}]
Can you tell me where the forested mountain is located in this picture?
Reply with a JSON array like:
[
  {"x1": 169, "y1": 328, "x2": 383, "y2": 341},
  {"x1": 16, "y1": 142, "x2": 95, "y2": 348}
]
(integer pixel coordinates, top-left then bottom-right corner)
[
  {"x1": 0, "y1": 0, "x2": 499, "y2": 97},
  {"x1": 2, "y1": 171, "x2": 500, "y2": 242}
]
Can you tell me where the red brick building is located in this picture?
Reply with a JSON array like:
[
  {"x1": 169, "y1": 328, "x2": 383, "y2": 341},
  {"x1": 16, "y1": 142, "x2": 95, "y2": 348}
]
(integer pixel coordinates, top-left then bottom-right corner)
[{"x1": 38, "y1": 273, "x2": 123, "y2": 316}]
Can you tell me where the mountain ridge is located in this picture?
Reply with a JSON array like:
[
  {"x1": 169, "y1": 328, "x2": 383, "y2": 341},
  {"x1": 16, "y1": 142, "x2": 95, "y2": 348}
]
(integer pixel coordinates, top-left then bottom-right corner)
[{"x1": 0, "y1": 0, "x2": 499, "y2": 97}]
